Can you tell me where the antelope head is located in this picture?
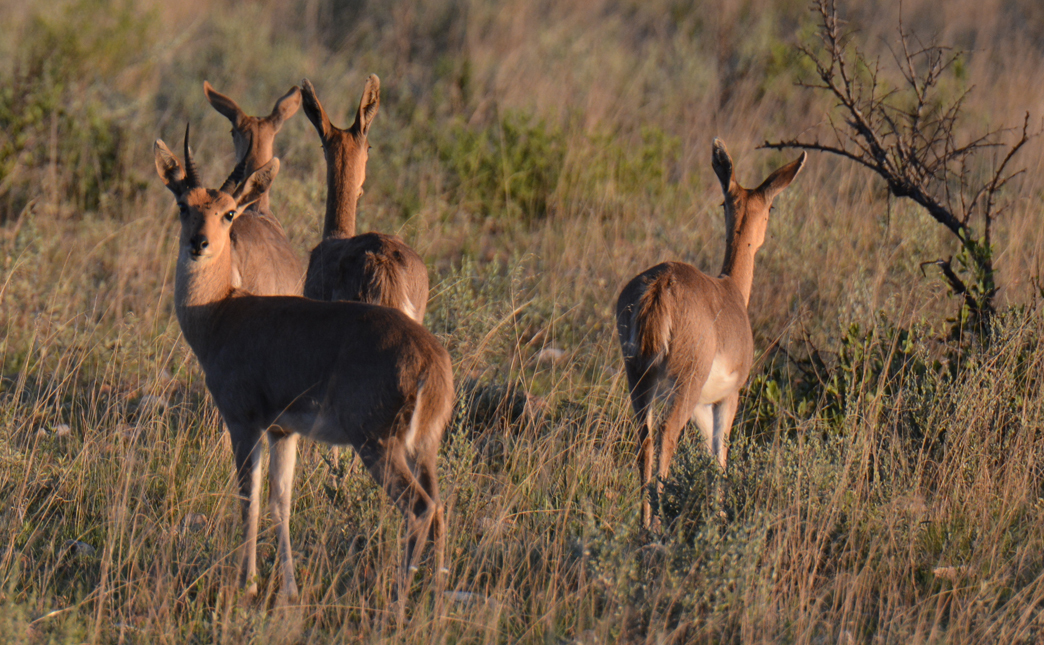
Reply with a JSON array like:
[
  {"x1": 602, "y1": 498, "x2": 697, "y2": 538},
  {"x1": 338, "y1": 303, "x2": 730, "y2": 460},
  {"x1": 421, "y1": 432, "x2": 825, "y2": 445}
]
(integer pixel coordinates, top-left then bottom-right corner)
[
  {"x1": 712, "y1": 138, "x2": 806, "y2": 256},
  {"x1": 203, "y1": 82, "x2": 301, "y2": 176},
  {"x1": 300, "y1": 75, "x2": 379, "y2": 203},
  {"x1": 154, "y1": 125, "x2": 280, "y2": 266}
]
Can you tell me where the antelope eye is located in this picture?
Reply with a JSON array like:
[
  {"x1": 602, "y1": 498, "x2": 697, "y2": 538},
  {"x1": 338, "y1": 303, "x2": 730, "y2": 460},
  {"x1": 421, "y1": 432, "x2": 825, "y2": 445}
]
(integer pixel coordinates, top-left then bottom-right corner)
[
  {"x1": 177, "y1": 204, "x2": 188, "y2": 217},
  {"x1": 224, "y1": 210, "x2": 235, "y2": 222}
]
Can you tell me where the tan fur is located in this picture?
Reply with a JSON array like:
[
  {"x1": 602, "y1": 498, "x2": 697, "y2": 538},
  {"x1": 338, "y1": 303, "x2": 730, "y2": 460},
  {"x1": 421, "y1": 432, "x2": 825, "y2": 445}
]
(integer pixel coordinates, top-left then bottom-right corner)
[
  {"x1": 300, "y1": 76, "x2": 429, "y2": 324},
  {"x1": 616, "y1": 139, "x2": 806, "y2": 530},
  {"x1": 155, "y1": 134, "x2": 452, "y2": 599},
  {"x1": 634, "y1": 271, "x2": 674, "y2": 360},
  {"x1": 203, "y1": 82, "x2": 305, "y2": 296}
]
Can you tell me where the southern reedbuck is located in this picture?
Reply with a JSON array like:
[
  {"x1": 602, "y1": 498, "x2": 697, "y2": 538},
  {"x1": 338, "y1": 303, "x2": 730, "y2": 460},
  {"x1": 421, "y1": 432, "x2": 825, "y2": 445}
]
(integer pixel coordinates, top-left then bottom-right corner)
[
  {"x1": 202, "y1": 81, "x2": 305, "y2": 296},
  {"x1": 616, "y1": 139, "x2": 805, "y2": 529},
  {"x1": 300, "y1": 75, "x2": 429, "y2": 323},
  {"x1": 154, "y1": 130, "x2": 453, "y2": 599}
]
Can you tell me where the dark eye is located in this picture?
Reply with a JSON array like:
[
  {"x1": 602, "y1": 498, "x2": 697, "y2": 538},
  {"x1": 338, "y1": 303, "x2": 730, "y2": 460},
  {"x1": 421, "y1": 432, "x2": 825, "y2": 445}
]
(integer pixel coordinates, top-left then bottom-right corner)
[
  {"x1": 178, "y1": 204, "x2": 188, "y2": 217},
  {"x1": 224, "y1": 210, "x2": 235, "y2": 222}
]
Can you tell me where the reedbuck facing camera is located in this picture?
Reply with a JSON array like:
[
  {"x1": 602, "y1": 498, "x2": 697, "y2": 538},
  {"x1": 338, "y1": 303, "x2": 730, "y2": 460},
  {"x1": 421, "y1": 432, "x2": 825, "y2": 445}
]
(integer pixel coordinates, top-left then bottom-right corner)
[
  {"x1": 202, "y1": 81, "x2": 305, "y2": 296},
  {"x1": 300, "y1": 76, "x2": 429, "y2": 324},
  {"x1": 616, "y1": 139, "x2": 805, "y2": 530},
  {"x1": 154, "y1": 128, "x2": 453, "y2": 599}
]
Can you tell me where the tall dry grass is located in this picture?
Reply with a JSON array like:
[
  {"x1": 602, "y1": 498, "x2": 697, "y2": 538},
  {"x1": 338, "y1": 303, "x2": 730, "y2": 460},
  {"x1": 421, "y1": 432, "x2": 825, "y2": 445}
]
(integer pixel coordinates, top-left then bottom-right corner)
[{"x1": 2, "y1": 0, "x2": 1044, "y2": 642}]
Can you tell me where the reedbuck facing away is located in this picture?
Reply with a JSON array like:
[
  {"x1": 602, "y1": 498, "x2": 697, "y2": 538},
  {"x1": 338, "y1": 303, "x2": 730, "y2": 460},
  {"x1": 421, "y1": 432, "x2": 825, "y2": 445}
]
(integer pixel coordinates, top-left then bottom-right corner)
[
  {"x1": 202, "y1": 81, "x2": 304, "y2": 296},
  {"x1": 616, "y1": 139, "x2": 805, "y2": 529},
  {"x1": 300, "y1": 76, "x2": 429, "y2": 324},
  {"x1": 154, "y1": 131, "x2": 453, "y2": 599}
]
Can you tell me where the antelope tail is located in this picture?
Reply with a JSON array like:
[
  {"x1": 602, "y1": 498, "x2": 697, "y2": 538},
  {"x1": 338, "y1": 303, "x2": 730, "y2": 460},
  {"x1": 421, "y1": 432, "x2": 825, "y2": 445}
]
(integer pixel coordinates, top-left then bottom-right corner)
[
  {"x1": 635, "y1": 274, "x2": 673, "y2": 360},
  {"x1": 403, "y1": 360, "x2": 454, "y2": 455}
]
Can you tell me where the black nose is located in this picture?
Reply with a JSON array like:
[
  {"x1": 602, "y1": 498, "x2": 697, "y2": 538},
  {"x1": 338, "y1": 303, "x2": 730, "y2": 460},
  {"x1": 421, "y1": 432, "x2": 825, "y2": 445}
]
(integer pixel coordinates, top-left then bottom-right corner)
[{"x1": 190, "y1": 235, "x2": 209, "y2": 254}]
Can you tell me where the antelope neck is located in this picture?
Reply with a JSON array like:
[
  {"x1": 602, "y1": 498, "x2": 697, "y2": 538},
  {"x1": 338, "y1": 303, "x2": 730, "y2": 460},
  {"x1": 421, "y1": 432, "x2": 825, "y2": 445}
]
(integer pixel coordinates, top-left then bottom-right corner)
[
  {"x1": 322, "y1": 144, "x2": 361, "y2": 239},
  {"x1": 174, "y1": 245, "x2": 236, "y2": 353},
  {"x1": 241, "y1": 148, "x2": 273, "y2": 216},
  {"x1": 719, "y1": 226, "x2": 758, "y2": 307}
]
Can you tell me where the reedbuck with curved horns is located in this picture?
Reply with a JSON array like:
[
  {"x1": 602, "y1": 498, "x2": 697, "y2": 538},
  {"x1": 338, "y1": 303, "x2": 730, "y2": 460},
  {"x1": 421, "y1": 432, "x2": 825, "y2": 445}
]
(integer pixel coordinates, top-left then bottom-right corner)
[
  {"x1": 202, "y1": 81, "x2": 305, "y2": 296},
  {"x1": 154, "y1": 129, "x2": 453, "y2": 599},
  {"x1": 300, "y1": 75, "x2": 429, "y2": 324},
  {"x1": 616, "y1": 139, "x2": 806, "y2": 529}
]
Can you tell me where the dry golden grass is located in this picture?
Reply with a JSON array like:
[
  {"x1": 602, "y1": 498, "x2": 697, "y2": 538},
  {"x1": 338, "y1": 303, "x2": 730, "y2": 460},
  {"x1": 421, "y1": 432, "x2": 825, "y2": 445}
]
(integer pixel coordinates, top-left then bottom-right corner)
[{"x1": 2, "y1": 0, "x2": 1044, "y2": 642}]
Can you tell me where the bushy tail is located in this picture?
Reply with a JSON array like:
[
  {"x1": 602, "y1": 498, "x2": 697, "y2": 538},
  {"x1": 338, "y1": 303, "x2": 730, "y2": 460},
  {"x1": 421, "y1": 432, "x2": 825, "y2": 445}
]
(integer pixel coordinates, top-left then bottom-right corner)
[
  {"x1": 361, "y1": 250, "x2": 417, "y2": 320},
  {"x1": 634, "y1": 273, "x2": 673, "y2": 360},
  {"x1": 403, "y1": 351, "x2": 454, "y2": 456}
]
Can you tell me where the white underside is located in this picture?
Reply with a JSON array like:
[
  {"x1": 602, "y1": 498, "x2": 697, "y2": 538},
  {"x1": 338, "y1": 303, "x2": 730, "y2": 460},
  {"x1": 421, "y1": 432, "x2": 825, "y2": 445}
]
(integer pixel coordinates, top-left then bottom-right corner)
[{"x1": 697, "y1": 353, "x2": 740, "y2": 405}]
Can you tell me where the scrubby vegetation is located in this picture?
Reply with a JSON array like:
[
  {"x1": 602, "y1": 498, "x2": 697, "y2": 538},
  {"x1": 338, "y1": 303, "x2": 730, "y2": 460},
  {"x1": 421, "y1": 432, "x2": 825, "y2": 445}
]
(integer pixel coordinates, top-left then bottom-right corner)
[{"x1": 2, "y1": 0, "x2": 1044, "y2": 642}]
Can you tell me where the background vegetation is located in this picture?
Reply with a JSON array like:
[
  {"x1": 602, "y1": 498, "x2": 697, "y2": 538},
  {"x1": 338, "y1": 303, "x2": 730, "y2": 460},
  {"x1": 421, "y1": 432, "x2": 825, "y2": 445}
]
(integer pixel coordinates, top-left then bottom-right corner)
[{"x1": 2, "y1": 0, "x2": 1044, "y2": 642}]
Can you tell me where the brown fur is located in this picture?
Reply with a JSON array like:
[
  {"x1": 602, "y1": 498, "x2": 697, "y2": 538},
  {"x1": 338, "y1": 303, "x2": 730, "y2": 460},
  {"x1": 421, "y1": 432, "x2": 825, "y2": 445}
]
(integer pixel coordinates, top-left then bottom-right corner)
[
  {"x1": 304, "y1": 232, "x2": 429, "y2": 319},
  {"x1": 300, "y1": 76, "x2": 429, "y2": 324},
  {"x1": 634, "y1": 269, "x2": 674, "y2": 359},
  {"x1": 155, "y1": 135, "x2": 452, "y2": 600},
  {"x1": 616, "y1": 139, "x2": 806, "y2": 530},
  {"x1": 203, "y1": 82, "x2": 305, "y2": 296}
]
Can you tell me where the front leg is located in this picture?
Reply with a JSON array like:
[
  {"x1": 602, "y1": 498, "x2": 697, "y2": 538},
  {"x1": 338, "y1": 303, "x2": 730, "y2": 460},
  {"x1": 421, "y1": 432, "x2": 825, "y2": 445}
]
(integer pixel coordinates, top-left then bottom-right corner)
[
  {"x1": 229, "y1": 424, "x2": 264, "y2": 597},
  {"x1": 692, "y1": 403, "x2": 714, "y2": 464},
  {"x1": 711, "y1": 391, "x2": 740, "y2": 471}
]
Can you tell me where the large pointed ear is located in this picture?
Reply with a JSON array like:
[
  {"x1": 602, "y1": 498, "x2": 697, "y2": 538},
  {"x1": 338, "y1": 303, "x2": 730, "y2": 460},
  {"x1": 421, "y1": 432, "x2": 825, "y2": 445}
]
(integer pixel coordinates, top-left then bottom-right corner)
[
  {"x1": 267, "y1": 85, "x2": 301, "y2": 131},
  {"x1": 755, "y1": 151, "x2": 807, "y2": 201},
  {"x1": 203, "y1": 81, "x2": 245, "y2": 125},
  {"x1": 155, "y1": 140, "x2": 188, "y2": 196},
  {"x1": 233, "y1": 158, "x2": 280, "y2": 210},
  {"x1": 351, "y1": 74, "x2": 380, "y2": 137},
  {"x1": 711, "y1": 138, "x2": 734, "y2": 193},
  {"x1": 300, "y1": 78, "x2": 332, "y2": 141}
]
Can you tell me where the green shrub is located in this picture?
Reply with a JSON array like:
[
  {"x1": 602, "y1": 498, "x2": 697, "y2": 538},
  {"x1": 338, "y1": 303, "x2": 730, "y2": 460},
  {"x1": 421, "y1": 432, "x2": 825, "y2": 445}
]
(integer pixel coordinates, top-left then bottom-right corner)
[
  {"x1": 0, "y1": 0, "x2": 152, "y2": 219},
  {"x1": 438, "y1": 110, "x2": 565, "y2": 222}
]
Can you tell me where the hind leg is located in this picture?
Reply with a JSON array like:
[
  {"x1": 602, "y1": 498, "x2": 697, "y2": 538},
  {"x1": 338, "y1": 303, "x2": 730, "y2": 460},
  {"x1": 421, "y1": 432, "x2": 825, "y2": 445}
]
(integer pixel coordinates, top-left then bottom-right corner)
[
  {"x1": 624, "y1": 362, "x2": 659, "y2": 529},
  {"x1": 414, "y1": 453, "x2": 446, "y2": 576},
  {"x1": 654, "y1": 375, "x2": 704, "y2": 521},
  {"x1": 357, "y1": 442, "x2": 438, "y2": 578}
]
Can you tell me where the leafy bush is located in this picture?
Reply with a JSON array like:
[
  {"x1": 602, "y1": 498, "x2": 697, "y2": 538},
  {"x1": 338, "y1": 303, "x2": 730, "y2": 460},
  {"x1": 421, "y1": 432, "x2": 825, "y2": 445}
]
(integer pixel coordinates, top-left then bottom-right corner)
[
  {"x1": 0, "y1": 0, "x2": 151, "y2": 219},
  {"x1": 438, "y1": 110, "x2": 565, "y2": 222}
]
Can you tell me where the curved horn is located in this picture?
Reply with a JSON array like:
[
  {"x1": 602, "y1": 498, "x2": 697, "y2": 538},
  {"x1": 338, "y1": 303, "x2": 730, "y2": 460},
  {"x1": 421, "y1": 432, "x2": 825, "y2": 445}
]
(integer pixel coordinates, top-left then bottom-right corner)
[
  {"x1": 219, "y1": 154, "x2": 248, "y2": 195},
  {"x1": 183, "y1": 123, "x2": 202, "y2": 188}
]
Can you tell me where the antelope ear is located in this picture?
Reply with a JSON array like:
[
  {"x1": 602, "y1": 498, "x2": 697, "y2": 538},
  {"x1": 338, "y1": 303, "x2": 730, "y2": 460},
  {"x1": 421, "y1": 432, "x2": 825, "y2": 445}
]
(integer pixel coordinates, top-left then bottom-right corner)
[
  {"x1": 300, "y1": 78, "x2": 332, "y2": 141},
  {"x1": 268, "y1": 85, "x2": 302, "y2": 130},
  {"x1": 352, "y1": 74, "x2": 380, "y2": 137},
  {"x1": 711, "y1": 138, "x2": 734, "y2": 193},
  {"x1": 756, "y1": 151, "x2": 807, "y2": 201},
  {"x1": 203, "y1": 81, "x2": 245, "y2": 125},
  {"x1": 234, "y1": 158, "x2": 280, "y2": 210},
  {"x1": 155, "y1": 140, "x2": 188, "y2": 196}
]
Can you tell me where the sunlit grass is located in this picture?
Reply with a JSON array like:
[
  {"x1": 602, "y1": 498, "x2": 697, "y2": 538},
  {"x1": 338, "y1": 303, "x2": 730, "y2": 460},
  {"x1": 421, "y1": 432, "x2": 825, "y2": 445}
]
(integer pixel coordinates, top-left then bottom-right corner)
[{"x1": 2, "y1": 0, "x2": 1044, "y2": 642}]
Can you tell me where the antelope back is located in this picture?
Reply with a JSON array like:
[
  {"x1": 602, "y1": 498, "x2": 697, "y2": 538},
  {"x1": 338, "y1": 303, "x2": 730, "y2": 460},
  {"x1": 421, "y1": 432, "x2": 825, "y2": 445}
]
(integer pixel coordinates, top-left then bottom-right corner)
[{"x1": 303, "y1": 232, "x2": 430, "y2": 322}]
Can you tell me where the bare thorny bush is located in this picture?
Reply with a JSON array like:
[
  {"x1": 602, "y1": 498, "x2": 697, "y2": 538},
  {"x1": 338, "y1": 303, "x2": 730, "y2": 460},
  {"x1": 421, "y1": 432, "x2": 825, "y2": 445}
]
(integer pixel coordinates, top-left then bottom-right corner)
[{"x1": 764, "y1": 0, "x2": 1038, "y2": 341}]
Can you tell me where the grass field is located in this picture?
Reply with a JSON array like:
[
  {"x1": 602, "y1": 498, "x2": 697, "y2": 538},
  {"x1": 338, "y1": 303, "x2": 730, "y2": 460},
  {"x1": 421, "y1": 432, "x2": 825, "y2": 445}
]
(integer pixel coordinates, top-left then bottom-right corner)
[{"x1": 3, "y1": 0, "x2": 1044, "y2": 642}]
